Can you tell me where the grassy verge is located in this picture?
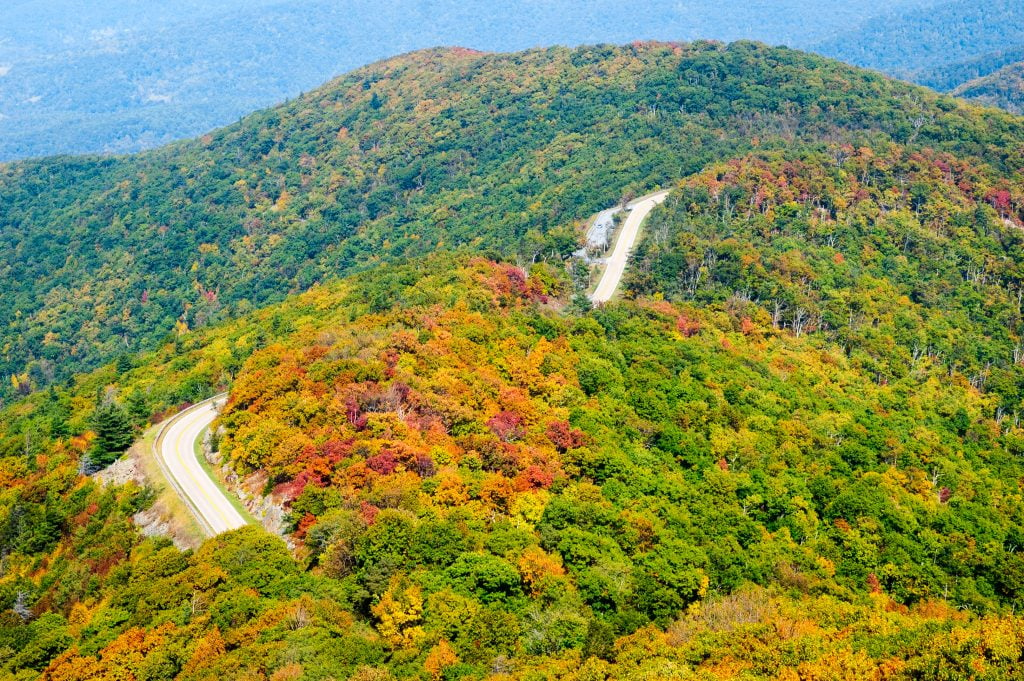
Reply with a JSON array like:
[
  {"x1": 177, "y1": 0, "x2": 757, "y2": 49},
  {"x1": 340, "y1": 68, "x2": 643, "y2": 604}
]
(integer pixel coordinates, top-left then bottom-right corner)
[
  {"x1": 194, "y1": 426, "x2": 258, "y2": 525},
  {"x1": 134, "y1": 425, "x2": 206, "y2": 546}
]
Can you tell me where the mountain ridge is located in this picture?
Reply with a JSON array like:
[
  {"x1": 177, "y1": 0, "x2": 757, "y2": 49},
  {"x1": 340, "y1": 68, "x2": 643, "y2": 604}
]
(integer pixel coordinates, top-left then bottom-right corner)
[
  {"x1": 813, "y1": 0, "x2": 1024, "y2": 79},
  {"x1": 0, "y1": 0, "x2": 936, "y2": 160},
  {"x1": 954, "y1": 60, "x2": 1024, "y2": 115},
  {"x1": 11, "y1": 40, "x2": 1024, "y2": 404},
  {"x1": 6, "y1": 39, "x2": 1024, "y2": 679}
]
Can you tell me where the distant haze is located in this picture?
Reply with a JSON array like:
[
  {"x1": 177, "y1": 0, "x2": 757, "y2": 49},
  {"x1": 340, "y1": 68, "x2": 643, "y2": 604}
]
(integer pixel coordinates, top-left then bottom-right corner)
[{"x1": 0, "y1": 0, "x2": 939, "y2": 160}]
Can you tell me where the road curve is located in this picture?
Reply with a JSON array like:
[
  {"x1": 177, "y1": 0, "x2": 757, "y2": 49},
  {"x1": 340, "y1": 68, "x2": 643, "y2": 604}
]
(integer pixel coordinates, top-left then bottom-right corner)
[
  {"x1": 589, "y1": 190, "x2": 670, "y2": 304},
  {"x1": 154, "y1": 395, "x2": 247, "y2": 536}
]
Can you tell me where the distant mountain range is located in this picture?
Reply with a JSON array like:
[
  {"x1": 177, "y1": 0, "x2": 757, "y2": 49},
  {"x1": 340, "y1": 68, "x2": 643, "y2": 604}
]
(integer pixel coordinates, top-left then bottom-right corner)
[
  {"x1": 814, "y1": 0, "x2": 1024, "y2": 79},
  {"x1": 954, "y1": 61, "x2": 1024, "y2": 114},
  {"x1": 814, "y1": 0, "x2": 1024, "y2": 109},
  {"x1": 0, "y1": 0, "x2": 935, "y2": 161}
]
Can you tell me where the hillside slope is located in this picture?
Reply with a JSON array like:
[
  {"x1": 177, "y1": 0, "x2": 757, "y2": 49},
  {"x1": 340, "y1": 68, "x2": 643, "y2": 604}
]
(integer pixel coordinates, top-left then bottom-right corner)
[
  {"x1": 917, "y1": 46, "x2": 1024, "y2": 92},
  {"x1": 813, "y1": 0, "x2": 1024, "y2": 112},
  {"x1": 4, "y1": 41, "x2": 1024, "y2": 405},
  {"x1": 0, "y1": 0, "x2": 933, "y2": 160},
  {"x1": 954, "y1": 61, "x2": 1024, "y2": 115},
  {"x1": 5, "y1": 249, "x2": 1024, "y2": 678}
]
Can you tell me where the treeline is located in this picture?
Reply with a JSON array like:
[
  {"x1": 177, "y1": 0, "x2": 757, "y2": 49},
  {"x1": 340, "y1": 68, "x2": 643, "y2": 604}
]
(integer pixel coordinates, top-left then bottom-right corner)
[{"x1": 4, "y1": 41, "x2": 1024, "y2": 405}]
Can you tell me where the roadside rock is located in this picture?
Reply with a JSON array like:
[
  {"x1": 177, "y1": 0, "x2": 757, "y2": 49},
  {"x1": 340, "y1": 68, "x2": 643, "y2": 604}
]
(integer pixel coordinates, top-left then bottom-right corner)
[
  {"x1": 94, "y1": 444, "x2": 199, "y2": 550},
  {"x1": 203, "y1": 428, "x2": 293, "y2": 548},
  {"x1": 133, "y1": 507, "x2": 194, "y2": 550},
  {"x1": 93, "y1": 450, "x2": 144, "y2": 487}
]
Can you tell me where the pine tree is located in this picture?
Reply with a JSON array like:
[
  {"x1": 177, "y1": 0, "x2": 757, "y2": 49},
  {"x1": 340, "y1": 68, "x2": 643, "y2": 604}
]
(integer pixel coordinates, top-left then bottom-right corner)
[
  {"x1": 115, "y1": 353, "x2": 133, "y2": 374},
  {"x1": 90, "y1": 401, "x2": 135, "y2": 467},
  {"x1": 570, "y1": 292, "x2": 593, "y2": 315},
  {"x1": 125, "y1": 389, "x2": 151, "y2": 426},
  {"x1": 45, "y1": 386, "x2": 72, "y2": 438}
]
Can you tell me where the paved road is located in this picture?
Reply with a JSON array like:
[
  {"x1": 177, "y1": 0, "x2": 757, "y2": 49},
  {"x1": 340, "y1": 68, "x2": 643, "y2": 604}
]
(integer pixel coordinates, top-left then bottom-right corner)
[
  {"x1": 156, "y1": 396, "x2": 247, "y2": 536},
  {"x1": 589, "y1": 190, "x2": 670, "y2": 304}
]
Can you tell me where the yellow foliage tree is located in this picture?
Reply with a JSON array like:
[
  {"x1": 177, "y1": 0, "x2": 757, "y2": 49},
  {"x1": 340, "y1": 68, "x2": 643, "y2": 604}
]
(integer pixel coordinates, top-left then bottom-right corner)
[
  {"x1": 41, "y1": 651, "x2": 104, "y2": 681},
  {"x1": 433, "y1": 469, "x2": 469, "y2": 507},
  {"x1": 372, "y1": 576, "x2": 426, "y2": 649},
  {"x1": 183, "y1": 626, "x2": 226, "y2": 674},
  {"x1": 518, "y1": 545, "x2": 565, "y2": 596},
  {"x1": 270, "y1": 663, "x2": 304, "y2": 681},
  {"x1": 67, "y1": 601, "x2": 95, "y2": 637}
]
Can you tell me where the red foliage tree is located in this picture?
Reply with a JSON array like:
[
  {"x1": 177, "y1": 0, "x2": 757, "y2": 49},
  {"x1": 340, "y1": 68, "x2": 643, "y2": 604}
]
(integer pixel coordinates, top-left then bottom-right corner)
[
  {"x1": 988, "y1": 189, "x2": 1012, "y2": 216},
  {"x1": 360, "y1": 502, "x2": 380, "y2": 525},
  {"x1": 867, "y1": 572, "x2": 882, "y2": 594},
  {"x1": 274, "y1": 470, "x2": 324, "y2": 502},
  {"x1": 346, "y1": 398, "x2": 368, "y2": 431},
  {"x1": 487, "y1": 411, "x2": 524, "y2": 442},
  {"x1": 677, "y1": 315, "x2": 702, "y2": 338},
  {"x1": 295, "y1": 512, "x2": 317, "y2": 540},
  {"x1": 366, "y1": 451, "x2": 398, "y2": 475},
  {"x1": 516, "y1": 465, "x2": 554, "y2": 490},
  {"x1": 546, "y1": 421, "x2": 586, "y2": 452},
  {"x1": 412, "y1": 453, "x2": 436, "y2": 478}
]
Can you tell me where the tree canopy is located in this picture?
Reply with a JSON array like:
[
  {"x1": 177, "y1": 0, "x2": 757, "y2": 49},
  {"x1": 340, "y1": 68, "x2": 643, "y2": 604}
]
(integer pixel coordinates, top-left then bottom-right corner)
[{"x1": 4, "y1": 41, "x2": 1024, "y2": 405}]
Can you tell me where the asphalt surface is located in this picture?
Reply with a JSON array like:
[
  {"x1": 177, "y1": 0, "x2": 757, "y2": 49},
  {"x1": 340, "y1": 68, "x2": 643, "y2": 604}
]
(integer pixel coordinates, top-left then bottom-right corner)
[
  {"x1": 156, "y1": 397, "x2": 247, "y2": 536},
  {"x1": 152, "y1": 190, "x2": 669, "y2": 534},
  {"x1": 589, "y1": 190, "x2": 670, "y2": 304}
]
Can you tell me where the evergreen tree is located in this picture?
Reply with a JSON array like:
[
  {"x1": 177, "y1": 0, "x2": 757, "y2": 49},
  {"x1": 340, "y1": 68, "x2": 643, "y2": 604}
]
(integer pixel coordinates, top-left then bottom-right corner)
[
  {"x1": 115, "y1": 354, "x2": 134, "y2": 375},
  {"x1": 90, "y1": 402, "x2": 135, "y2": 468},
  {"x1": 44, "y1": 386, "x2": 71, "y2": 438},
  {"x1": 125, "y1": 389, "x2": 151, "y2": 427},
  {"x1": 569, "y1": 292, "x2": 593, "y2": 316}
]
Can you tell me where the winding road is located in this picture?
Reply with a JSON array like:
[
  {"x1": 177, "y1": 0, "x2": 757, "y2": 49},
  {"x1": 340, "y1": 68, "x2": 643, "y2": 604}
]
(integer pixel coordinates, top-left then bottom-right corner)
[
  {"x1": 154, "y1": 395, "x2": 248, "y2": 536},
  {"x1": 151, "y1": 189, "x2": 668, "y2": 535},
  {"x1": 589, "y1": 190, "x2": 670, "y2": 304}
]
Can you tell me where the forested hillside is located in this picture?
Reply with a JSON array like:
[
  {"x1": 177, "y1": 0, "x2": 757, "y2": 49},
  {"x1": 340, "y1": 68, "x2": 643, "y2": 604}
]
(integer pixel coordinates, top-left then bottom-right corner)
[
  {"x1": 4, "y1": 41, "x2": 1024, "y2": 407},
  {"x1": 954, "y1": 62, "x2": 1024, "y2": 115},
  {"x1": 814, "y1": 0, "x2": 1024, "y2": 82},
  {"x1": 0, "y1": 0, "x2": 930, "y2": 159},
  {"x1": 5, "y1": 40, "x2": 1024, "y2": 679},
  {"x1": 5, "y1": 252, "x2": 1024, "y2": 678},
  {"x1": 812, "y1": 0, "x2": 1024, "y2": 112},
  {"x1": 626, "y1": 146, "x2": 1024, "y2": 395},
  {"x1": 918, "y1": 47, "x2": 1024, "y2": 93}
]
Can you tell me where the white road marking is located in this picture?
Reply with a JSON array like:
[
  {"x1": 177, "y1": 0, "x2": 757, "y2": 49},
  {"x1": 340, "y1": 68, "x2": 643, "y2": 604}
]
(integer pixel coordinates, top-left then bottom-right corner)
[{"x1": 155, "y1": 397, "x2": 247, "y2": 536}]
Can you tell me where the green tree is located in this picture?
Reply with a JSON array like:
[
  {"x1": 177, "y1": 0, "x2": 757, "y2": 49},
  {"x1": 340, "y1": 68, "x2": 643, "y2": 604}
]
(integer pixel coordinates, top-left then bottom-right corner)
[{"x1": 90, "y1": 401, "x2": 135, "y2": 468}]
